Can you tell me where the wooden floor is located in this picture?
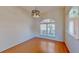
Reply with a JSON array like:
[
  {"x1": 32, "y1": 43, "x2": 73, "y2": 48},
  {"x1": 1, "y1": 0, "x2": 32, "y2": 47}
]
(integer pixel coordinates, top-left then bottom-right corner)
[{"x1": 2, "y1": 37, "x2": 69, "y2": 53}]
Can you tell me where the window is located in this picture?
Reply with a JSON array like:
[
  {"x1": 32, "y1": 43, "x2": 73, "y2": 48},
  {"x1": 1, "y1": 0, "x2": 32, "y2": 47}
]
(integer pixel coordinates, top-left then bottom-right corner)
[
  {"x1": 69, "y1": 20, "x2": 74, "y2": 36},
  {"x1": 40, "y1": 19, "x2": 55, "y2": 38},
  {"x1": 68, "y1": 7, "x2": 79, "y2": 39}
]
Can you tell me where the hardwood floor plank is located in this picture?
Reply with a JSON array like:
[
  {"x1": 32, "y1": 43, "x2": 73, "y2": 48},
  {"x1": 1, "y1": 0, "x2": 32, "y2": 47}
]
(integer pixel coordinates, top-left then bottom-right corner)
[{"x1": 1, "y1": 37, "x2": 69, "y2": 53}]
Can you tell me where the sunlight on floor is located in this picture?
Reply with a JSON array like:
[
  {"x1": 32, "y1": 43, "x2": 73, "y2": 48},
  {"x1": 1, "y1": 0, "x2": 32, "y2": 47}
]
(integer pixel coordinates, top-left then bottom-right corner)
[{"x1": 40, "y1": 41, "x2": 55, "y2": 53}]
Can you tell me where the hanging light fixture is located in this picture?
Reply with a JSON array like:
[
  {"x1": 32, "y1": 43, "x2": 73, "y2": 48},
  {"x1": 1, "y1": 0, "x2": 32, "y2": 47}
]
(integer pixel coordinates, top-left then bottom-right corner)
[{"x1": 32, "y1": 7, "x2": 40, "y2": 18}]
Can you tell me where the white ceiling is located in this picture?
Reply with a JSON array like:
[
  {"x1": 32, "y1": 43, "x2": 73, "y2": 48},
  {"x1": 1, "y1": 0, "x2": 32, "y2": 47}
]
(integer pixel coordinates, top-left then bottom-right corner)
[{"x1": 21, "y1": 6, "x2": 64, "y2": 13}]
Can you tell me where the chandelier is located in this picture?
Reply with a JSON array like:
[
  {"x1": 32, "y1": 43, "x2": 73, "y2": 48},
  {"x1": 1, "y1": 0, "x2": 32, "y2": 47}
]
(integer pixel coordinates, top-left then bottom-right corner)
[{"x1": 32, "y1": 9, "x2": 40, "y2": 18}]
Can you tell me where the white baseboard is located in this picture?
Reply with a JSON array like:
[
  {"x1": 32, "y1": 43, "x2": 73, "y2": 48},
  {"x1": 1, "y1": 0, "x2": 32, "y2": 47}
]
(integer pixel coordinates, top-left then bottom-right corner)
[
  {"x1": 35, "y1": 34, "x2": 64, "y2": 42},
  {"x1": 0, "y1": 33, "x2": 63, "y2": 52},
  {"x1": 0, "y1": 33, "x2": 36, "y2": 52}
]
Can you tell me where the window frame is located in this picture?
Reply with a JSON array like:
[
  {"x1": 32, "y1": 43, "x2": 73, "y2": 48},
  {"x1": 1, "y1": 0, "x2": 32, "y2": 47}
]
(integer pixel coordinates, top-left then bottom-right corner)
[
  {"x1": 40, "y1": 19, "x2": 56, "y2": 38},
  {"x1": 68, "y1": 7, "x2": 79, "y2": 39}
]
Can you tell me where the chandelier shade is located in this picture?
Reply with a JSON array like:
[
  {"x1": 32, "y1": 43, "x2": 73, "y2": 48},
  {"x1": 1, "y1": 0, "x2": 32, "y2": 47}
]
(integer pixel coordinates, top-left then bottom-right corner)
[{"x1": 32, "y1": 9, "x2": 40, "y2": 18}]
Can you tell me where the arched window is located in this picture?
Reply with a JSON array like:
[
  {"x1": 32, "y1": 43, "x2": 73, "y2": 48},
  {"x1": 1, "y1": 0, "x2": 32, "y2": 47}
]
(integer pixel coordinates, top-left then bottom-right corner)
[
  {"x1": 40, "y1": 19, "x2": 56, "y2": 38},
  {"x1": 69, "y1": 7, "x2": 79, "y2": 18},
  {"x1": 68, "y1": 7, "x2": 79, "y2": 39}
]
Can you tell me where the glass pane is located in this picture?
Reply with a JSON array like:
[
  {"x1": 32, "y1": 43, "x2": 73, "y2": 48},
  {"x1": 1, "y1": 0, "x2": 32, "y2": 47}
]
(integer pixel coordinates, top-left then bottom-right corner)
[
  {"x1": 40, "y1": 24, "x2": 46, "y2": 30},
  {"x1": 48, "y1": 24, "x2": 52, "y2": 34},
  {"x1": 40, "y1": 19, "x2": 56, "y2": 38},
  {"x1": 47, "y1": 24, "x2": 55, "y2": 37},
  {"x1": 69, "y1": 7, "x2": 79, "y2": 18},
  {"x1": 40, "y1": 24, "x2": 46, "y2": 35},
  {"x1": 51, "y1": 24, "x2": 55, "y2": 30},
  {"x1": 69, "y1": 20, "x2": 74, "y2": 35}
]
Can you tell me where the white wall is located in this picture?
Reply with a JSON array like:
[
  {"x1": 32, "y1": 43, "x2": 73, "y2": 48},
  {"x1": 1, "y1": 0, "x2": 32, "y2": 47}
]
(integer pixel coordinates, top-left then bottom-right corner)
[
  {"x1": 0, "y1": 6, "x2": 65, "y2": 52},
  {"x1": 65, "y1": 7, "x2": 79, "y2": 53},
  {"x1": 0, "y1": 7, "x2": 35, "y2": 52},
  {"x1": 33, "y1": 7, "x2": 65, "y2": 42}
]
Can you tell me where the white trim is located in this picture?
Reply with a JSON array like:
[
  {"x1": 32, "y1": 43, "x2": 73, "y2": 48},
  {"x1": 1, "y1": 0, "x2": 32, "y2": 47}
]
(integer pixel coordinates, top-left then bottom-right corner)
[
  {"x1": 0, "y1": 33, "x2": 36, "y2": 52},
  {"x1": 35, "y1": 34, "x2": 64, "y2": 42}
]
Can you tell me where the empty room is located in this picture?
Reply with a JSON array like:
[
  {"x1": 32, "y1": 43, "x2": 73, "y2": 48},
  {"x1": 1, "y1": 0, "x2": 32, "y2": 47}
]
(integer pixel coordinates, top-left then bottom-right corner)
[{"x1": 0, "y1": 6, "x2": 79, "y2": 53}]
